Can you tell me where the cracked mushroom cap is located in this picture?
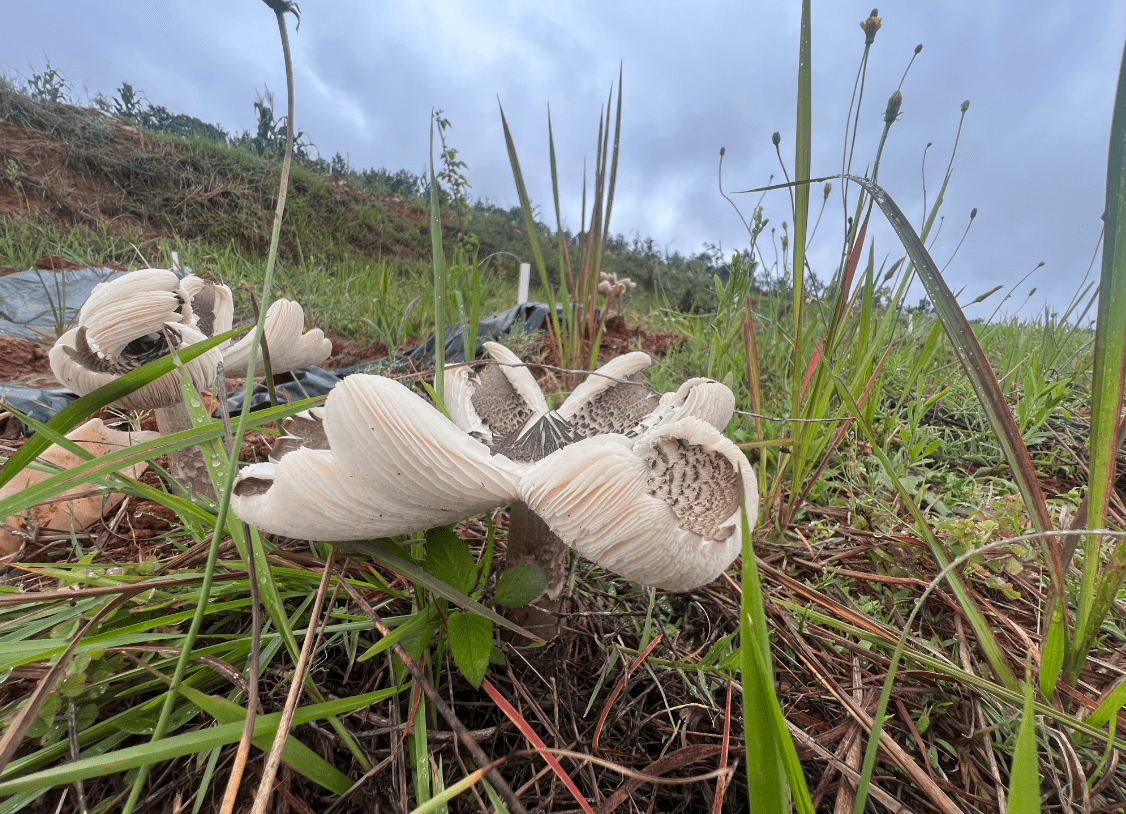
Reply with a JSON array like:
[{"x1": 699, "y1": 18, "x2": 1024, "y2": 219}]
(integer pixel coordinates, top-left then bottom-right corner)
[
  {"x1": 49, "y1": 270, "x2": 231, "y2": 411},
  {"x1": 517, "y1": 416, "x2": 757, "y2": 591},
  {"x1": 230, "y1": 374, "x2": 526, "y2": 540},
  {"x1": 222, "y1": 298, "x2": 331, "y2": 377}
]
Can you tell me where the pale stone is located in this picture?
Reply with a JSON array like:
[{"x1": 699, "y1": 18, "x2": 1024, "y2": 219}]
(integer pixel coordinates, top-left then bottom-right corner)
[{"x1": 0, "y1": 419, "x2": 160, "y2": 558}]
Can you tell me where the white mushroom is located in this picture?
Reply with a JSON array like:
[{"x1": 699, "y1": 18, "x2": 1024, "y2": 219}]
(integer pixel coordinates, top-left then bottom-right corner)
[
  {"x1": 518, "y1": 417, "x2": 756, "y2": 591},
  {"x1": 222, "y1": 298, "x2": 331, "y2": 377},
  {"x1": 49, "y1": 269, "x2": 331, "y2": 496},
  {"x1": 231, "y1": 348, "x2": 757, "y2": 593},
  {"x1": 231, "y1": 375, "x2": 525, "y2": 539},
  {"x1": 49, "y1": 271, "x2": 228, "y2": 413},
  {"x1": 444, "y1": 341, "x2": 549, "y2": 445}
]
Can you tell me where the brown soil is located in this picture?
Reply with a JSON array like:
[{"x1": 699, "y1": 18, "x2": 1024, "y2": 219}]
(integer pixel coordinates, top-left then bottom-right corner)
[
  {"x1": 0, "y1": 118, "x2": 167, "y2": 240},
  {"x1": 0, "y1": 336, "x2": 56, "y2": 383}
]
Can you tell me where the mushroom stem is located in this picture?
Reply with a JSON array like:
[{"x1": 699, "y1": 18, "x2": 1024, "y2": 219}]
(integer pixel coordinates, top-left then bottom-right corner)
[
  {"x1": 154, "y1": 401, "x2": 216, "y2": 498},
  {"x1": 505, "y1": 501, "x2": 566, "y2": 641}
]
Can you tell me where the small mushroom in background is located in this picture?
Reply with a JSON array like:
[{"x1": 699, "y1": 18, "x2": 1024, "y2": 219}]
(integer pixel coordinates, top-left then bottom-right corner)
[
  {"x1": 231, "y1": 344, "x2": 758, "y2": 635},
  {"x1": 0, "y1": 418, "x2": 160, "y2": 559},
  {"x1": 221, "y1": 298, "x2": 332, "y2": 377},
  {"x1": 49, "y1": 268, "x2": 331, "y2": 497}
]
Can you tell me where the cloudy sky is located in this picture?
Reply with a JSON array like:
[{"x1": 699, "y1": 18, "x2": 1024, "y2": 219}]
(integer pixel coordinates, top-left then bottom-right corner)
[{"x1": 4, "y1": 1, "x2": 1123, "y2": 321}]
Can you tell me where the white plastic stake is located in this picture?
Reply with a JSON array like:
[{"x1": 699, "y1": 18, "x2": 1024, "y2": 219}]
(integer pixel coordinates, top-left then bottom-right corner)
[{"x1": 517, "y1": 262, "x2": 530, "y2": 306}]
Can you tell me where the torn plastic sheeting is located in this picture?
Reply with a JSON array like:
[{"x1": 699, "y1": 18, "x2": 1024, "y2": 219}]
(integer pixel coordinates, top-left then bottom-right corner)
[
  {"x1": 222, "y1": 302, "x2": 560, "y2": 411},
  {"x1": 0, "y1": 383, "x2": 77, "y2": 430},
  {"x1": 330, "y1": 301, "x2": 562, "y2": 376},
  {"x1": 0, "y1": 267, "x2": 128, "y2": 339}
]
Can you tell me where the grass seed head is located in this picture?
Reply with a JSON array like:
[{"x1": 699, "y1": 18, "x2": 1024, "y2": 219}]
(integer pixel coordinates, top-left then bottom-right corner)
[{"x1": 884, "y1": 90, "x2": 903, "y2": 124}]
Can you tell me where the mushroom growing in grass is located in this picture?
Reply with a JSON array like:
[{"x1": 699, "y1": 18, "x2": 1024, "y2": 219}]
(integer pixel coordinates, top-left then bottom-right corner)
[
  {"x1": 49, "y1": 268, "x2": 331, "y2": 495},
  {"x1": 231, "y1": 344, "x2": 756, "y2": 598}
]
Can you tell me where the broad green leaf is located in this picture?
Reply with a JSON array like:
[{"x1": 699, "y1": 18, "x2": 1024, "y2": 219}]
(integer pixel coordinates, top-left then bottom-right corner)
[
  {"x1": 493, "y1": 564, "x2": 548, "y2": 608},
  {"x1": 447, "y1": 610, "x2": 493, "y2": 689},
  {"x1": 425, "y1": 526, "x2": 478, "y2": 596}
]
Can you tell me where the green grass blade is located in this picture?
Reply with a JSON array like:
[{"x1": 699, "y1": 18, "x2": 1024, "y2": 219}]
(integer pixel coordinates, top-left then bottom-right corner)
[
  {"x1": 498, "y1": 101, "x2": 561, "y2": 358},
  {"x1": 175, "y1": 683, "x2": 354, "y2": 795},
  {"x1": 739, "y1": 485, "x2": 789, "y2": 811},
  {"x1": 0, "y1": 689, "x2": 399, "y2": 796},
  {"x1": 843, "y1": 175, "x2": 1054, "y2": 537},
  {"x1": 1073, "y1": 34, "x2": 1126, "y2": 667},
  {"x1": 1007, "y1": 676, "x2": 1042, "y2": 814},
  {"x1": 789, "y1": 0, "x2": 812, "y2": 417}
]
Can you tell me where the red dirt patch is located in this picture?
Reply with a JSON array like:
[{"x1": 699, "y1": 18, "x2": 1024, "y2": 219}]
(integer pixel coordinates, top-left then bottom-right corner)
[
  {"x1": 0, "y1": 336, "x2": 57, "y2": 383},
  {"x1": 323, "y1": 333, "x2": 390, "y2": 370}
]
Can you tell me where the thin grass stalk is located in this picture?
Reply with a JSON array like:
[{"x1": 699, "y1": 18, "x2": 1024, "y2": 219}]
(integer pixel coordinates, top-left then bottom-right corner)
[
  {"x1": 499, "y1": 102, "x2": 562, "y2": 364},
  {"x1": 250, "y1": 549, "x2": 336, "y2": 813},
  {"x1": 789, "y1": 0, "x2": 813, "y2": 419},
  {"x1": 430, "y1": 114, "x2": 446, "y2": 406},
  {"x1": 549, "y1": 109, "x2": 576, "y2": 373},
  {"x1": 1071, "y1": 33, "x2": 1126, "y2": 671}
]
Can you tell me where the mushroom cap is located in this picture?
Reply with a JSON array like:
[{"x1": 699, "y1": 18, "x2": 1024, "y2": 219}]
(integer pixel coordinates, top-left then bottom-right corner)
[
  {"x1": 222, "y1": 299, "x2": 332, "y2": 377},
  {"x1": 556, "y1": 352, "x2": 661, "y2": 439},
  {"x1": 647, "y1": 378, "x2": 737, "y2": 433},
  {"x1": 231, "y1": 374, "x2": 525, "y2": 540},
  {"x1": 517, "y1": 416, "x2": 757, "y2": 591},
  {"x1": 444, "y1": 341, "x2": 549, "y2": 444},
  {"x1": 48, "y1": 269, "x2": 236, "y2": 410},
  {"x1": 50, "y1": 323, "x2": 221, "y2": 411},
  {"x1": 77, "y1": 269, "x2": 185, "y2": 357}
]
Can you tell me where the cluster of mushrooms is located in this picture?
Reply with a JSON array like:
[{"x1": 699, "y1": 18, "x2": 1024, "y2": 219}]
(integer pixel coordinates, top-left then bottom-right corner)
[
  {"x1": 231, "y1": 342, "x2": 758, "y2": 592},
  {"x1": 44, "y1": 268, "x2": 758, "y2": 594},
  {"x1": 48, "y1": 268, "x2": 331, "y2": 495}
]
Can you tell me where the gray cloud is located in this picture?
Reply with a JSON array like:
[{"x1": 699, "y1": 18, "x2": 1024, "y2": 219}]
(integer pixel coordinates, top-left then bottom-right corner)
[{"x1": 3, "y1": 0, "x2": 1122, "y2": 321}]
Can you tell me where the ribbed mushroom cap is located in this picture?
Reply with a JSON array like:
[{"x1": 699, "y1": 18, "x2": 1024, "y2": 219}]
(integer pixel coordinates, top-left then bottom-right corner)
[
  {"x1": 647, "y1": 378, "x2": 736, "y2": 433},
  {"x1": 77, "y1": 269, "x2": 187, "y2": 357},
  {"x1": 517, "y1": 416, "x2": 757, "y2": 591},
  {"x1": 231, "y1": 374, "x2": 525, "y2": 540},
  {"x1": 222, "y1": 299, "x2": 332, "y2": 376},
  {"x1": 555, "y1": 352, "x2": 664, "y2": 440},
  {"x1": 50, "y1": 323, "x2": 221, "y2": 411},
  {"x1": 444, "y1": 341, "x2": 549, "y2": 444}
]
